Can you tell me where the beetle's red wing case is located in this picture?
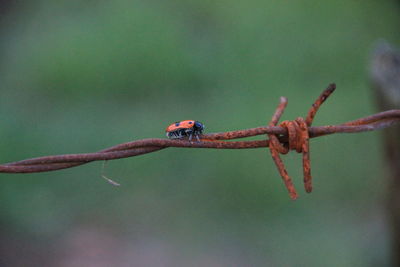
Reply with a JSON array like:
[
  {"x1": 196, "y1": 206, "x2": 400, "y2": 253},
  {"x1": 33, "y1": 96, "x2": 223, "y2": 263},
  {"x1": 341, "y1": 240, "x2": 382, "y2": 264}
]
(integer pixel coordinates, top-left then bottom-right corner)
[{"x1": 165, "y1": 120, "x2": 195, "y2": 133}]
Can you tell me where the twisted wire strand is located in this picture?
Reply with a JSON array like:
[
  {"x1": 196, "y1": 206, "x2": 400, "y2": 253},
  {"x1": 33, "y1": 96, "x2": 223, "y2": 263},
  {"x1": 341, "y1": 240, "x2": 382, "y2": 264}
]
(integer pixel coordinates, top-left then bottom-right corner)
[{"x1": 1, "y1": 84, "x2": 400, "y2": 199}]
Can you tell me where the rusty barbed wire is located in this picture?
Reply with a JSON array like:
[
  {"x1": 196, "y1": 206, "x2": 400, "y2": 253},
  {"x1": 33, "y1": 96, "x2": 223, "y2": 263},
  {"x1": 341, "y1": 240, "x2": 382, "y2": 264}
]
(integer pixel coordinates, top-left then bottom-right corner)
[
  {"x1": 267, "y1": 84, "x2": 335, "y2": 199},
  {"x1": 1, "y1": 83, "x2": 400, "y2": 199}
]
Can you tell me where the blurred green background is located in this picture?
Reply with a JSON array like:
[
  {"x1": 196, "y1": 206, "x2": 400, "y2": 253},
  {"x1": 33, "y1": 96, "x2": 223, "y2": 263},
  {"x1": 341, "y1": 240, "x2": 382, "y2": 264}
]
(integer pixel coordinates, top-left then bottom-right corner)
[{"x1": 0, "y1": 0, "x2": 399, "y2": 266}]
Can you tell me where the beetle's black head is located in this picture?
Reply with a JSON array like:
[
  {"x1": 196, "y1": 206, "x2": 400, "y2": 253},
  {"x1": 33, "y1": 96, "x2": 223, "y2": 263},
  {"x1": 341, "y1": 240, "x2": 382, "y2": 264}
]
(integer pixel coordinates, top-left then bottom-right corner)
[{"x1": 194, "y1": 121, "x2": 204, "y2": 131}]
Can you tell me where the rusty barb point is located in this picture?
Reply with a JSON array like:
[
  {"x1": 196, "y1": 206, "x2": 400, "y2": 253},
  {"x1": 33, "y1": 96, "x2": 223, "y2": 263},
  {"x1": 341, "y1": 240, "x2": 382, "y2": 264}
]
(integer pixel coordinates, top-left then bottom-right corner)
[
  {"x1": 267, "y1": 84, "x2": 335, "y2": 199},
  {"x1": 1, "y1": 84, "x2": 400, "y2": 200}
]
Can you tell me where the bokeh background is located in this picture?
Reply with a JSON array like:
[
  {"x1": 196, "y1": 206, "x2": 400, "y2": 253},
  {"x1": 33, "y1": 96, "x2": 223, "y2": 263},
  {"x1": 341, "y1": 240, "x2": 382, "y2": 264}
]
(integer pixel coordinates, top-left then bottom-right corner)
[{"x1": 0, "y1": 1, "x2": 399, "y2": 266}]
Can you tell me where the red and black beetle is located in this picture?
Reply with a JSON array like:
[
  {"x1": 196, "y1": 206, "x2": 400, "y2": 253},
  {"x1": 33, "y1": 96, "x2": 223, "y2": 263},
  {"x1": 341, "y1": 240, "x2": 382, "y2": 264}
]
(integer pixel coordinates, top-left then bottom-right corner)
[{"x1": 165, "y1": 120, "x2": 204, "y2": 141}]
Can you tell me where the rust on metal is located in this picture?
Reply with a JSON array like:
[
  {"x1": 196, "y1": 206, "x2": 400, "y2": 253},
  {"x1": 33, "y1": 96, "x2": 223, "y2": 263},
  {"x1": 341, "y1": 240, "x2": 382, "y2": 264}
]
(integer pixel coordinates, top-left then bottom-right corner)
[
  {"x1": 267, "y1": 97, "x2": 298, "y2": 200},
  {"x1": 1, "y1": 84, "x2": 400, "y2": 199}
]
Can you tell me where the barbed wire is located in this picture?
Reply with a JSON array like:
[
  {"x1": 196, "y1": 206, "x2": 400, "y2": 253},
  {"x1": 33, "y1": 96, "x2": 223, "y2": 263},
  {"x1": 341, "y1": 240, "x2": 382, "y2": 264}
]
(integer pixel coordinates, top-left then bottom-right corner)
[{"x1": 1, "y1": 83, "x2": 399, "y2": 199}]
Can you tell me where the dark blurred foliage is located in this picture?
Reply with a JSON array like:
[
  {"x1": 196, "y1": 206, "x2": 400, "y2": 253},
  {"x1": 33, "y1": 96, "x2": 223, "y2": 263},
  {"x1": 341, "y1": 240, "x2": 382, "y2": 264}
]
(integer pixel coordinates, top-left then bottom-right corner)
[{"x1": 0, "y1": 0, "x2": 399, "y2": 266}]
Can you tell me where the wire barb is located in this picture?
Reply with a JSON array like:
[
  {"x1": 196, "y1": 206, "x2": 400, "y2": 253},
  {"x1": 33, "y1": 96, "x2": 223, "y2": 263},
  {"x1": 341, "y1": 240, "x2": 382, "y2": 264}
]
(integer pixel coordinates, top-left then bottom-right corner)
[
  {"x1": 1, "y1": 84, "x2": 400, "y2": 199},
  {"x1": 267, "y1": 97, "x2": 298, "y2": 200},
  {"x1": 267, "y1": 84, "x2": 335, "y2": 199}
]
